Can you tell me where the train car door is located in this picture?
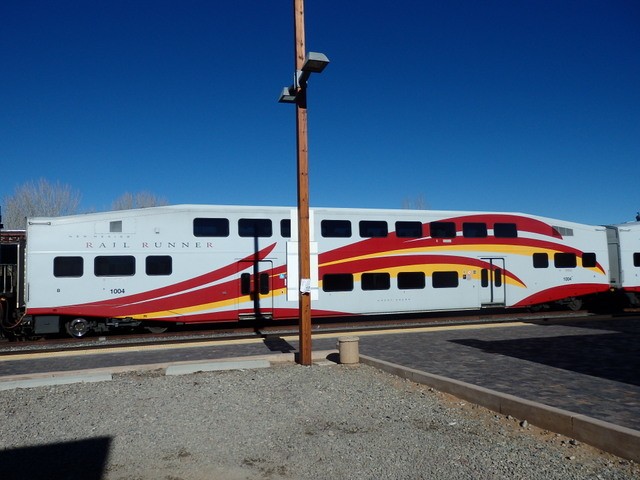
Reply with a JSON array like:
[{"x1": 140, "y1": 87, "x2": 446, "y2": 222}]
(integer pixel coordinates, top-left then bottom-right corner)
[
  {"x1": 237, "y1": 260, "x2": 273, "y2": 320},
  {"x1": 480, "y1": 257, "x2": 506, "y2": 306}
]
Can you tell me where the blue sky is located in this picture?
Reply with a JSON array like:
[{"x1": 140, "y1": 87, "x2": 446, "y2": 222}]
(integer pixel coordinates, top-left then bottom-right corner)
[{"x1": 1, "y1": 1, "x2": 638, "y2": 226}]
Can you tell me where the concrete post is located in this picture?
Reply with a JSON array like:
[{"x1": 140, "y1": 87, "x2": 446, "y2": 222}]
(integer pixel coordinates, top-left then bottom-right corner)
[{"x1": 337, "y1": 336, "x2": 360, "y2": 365}]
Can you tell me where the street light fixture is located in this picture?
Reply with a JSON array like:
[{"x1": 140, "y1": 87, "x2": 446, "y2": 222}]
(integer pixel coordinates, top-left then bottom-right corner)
[
  {"x1": 279, "y1": 1, "x2": 329, "y2": 366},
  {"x1": 278, "y1": 52, "x2": 330, "y2": 104}
]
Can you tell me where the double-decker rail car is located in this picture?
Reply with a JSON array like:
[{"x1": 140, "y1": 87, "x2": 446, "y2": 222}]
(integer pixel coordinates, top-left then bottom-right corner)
[
  {"x1": 1, "y1": 204, "x2": 618, "y2": 338},
  {"x1": 606, "y1": 221, "x2": 640, "y2": 305}
]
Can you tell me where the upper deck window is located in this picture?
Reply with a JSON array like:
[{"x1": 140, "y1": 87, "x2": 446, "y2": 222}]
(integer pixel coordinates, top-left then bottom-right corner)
[
  {"x1": 359, "y1": 221, "x2": 388, "y2": 238},
  {"x1": 395, "y1": 221, "x2": 423, "y2": 238},
  {"x1": 463, "y1": 222, "x2": 488, "y2": 238},
  {"x1": 321, "y1": 220, "x2": 352, "y2": 238},
  {"x1": 280, "y1": 219, "x2": 291, "y2": 238},
  {"x1": 239, "y1": 219, "x2": 272, "y2": 237},
  {"x1": 430, "y1": 222, "x2": 456, "y2": 238},
  {"x1": 494, "y1": 223, "x2": 518, "y2": 238},
  {"x1": 193, "y1": 218, "x2": 229, "y2": 237}
]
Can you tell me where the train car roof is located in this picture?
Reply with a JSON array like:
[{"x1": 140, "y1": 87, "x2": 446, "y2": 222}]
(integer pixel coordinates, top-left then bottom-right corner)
[{"x1": 25, "y1": 203, "x2": 605, "y2": 229}]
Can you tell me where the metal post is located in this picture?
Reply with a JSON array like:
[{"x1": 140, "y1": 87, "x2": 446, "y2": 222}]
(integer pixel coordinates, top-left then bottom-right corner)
[{"x1": 294, "y1": 0, "x2": 312, "y2": 366}]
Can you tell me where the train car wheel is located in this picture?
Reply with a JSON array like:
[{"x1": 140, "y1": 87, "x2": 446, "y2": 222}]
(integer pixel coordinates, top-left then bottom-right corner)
[
  {"x1": 565, "y1": 297, "x2": 583, "y2": 311},
  {"x1": 144, "y1": 326, "x2": 168, "y2": 334},
  {"x1": 65, "y1": 318, "x2": 90, "y2": 338}
]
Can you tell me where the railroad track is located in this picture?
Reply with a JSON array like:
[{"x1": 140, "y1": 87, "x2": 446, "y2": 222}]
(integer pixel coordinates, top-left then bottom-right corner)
[{"x1": 0, "y1": 309, "x2": 597, "y2": 355}]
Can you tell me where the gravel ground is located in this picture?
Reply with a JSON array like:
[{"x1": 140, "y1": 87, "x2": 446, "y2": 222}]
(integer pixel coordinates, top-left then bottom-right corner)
[{"x1": 0, "y1": 362, "x2": 638, "y2": 480}]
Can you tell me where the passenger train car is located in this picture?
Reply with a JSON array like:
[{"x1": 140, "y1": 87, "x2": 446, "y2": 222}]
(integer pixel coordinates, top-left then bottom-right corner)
[{"x1": 0, "y1": 204, "x2": 638, "y2": 338}]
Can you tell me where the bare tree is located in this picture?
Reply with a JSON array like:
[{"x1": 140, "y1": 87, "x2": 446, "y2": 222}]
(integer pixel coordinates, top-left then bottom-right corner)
[
  {"x1": 111, "y1": 191, "x2": 169, "y2": 211},
  {"x1": 402, "y1": 194, "x2": 429, "y2": 210},
  {"x1": 1, "y1": 179, "x2": 82, "y2": 230}
]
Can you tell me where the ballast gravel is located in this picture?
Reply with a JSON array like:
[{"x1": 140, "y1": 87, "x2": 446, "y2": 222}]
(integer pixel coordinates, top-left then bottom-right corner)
[{"x1": 1, "y1": 363, "x2": 638, "y2": 480}]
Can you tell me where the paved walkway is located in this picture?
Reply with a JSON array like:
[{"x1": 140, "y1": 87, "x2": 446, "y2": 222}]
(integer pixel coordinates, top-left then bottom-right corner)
[
  {"x1": 353, "y1": 316, "x2": 640, "y2": 431},
  {"x1": 1, "y1": 315, "x2": 639, "y2": 431}
]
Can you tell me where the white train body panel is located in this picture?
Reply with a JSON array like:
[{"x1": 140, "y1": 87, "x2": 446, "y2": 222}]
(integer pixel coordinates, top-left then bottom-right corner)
[
  {"x1": 24, "y1": 204, "x2": 611, "y2": 323},
  {"x1": 608, "y1": 222, "x2": 640, "y2": 293}
]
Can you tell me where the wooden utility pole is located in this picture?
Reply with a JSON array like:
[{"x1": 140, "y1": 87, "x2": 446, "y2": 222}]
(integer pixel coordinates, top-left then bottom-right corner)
[{"x1": 294, "y1": 0, "x2": 312, "y2": 366}]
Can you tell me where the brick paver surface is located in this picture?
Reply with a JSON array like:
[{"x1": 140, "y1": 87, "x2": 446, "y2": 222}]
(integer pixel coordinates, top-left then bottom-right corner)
[{"x1": 2, "y1": 316, "x2": 638, "y2": 430}]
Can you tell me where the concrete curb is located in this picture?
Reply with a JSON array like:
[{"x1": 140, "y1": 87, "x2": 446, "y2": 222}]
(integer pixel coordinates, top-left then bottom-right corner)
[
  {"x1": 166, "y1": 359, "x2": 271, "y2": 375},
  {"x1": 0, "y1": 350, "x2": 337, "y2": 391},
  {"x1": 360, "y1": 354, "x2": 640, "y2": 463},
  {"x1": 0, "y1": 372, "x2": 113, "y2": 391}
]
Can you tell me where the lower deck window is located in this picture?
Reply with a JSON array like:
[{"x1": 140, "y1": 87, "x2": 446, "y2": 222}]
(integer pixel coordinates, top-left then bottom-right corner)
[
  {"x1": 533, "y1": 253, "x2": 549, "y2": 268},
  {"x1": 398, "y1": 272, "x2": 425, "y2": 289},
  {"x1": 146, "y1": 256, "x2": 172, "y2": 276},
  {"x1": 582, "y1": 253, "x2": 597, "y2": 268},
  {"x1": 95, "y1": 256, "x2": 135, "y2": 276},
  {"x1": 322, "y1": 273, "x2": 354, "y2": 292},
  {"x1": 361, "y1": 272, "x2": 390, "y2": 290},
  {"x1": 54, "y1": 256, "x2": 84, "y2": 277},
  {"x1": 432, "y1": 271, "x2": 459, "y2": 288},
  {"x1": 554, "y1": 252, "x2": 577, "y2": 268}
]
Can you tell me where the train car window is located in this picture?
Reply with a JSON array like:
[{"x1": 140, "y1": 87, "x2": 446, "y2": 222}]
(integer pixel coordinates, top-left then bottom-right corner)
[
  {"x1": 634, "y1": 252, "x2": 640, "y2": 267},
  {"x1": 494, "y1": 223, "x2": 518, "y2": 238},
  {"x1": 398, "y1": 272, "x2": 425, "y2": 289},
  {"x1": 582, "y1": 253, "x2": 597, "y2": 268},
  {"x1": 110, "y1": 221, "x2": 122, "y2": 233},
  {"x1": 240, "y1": 273, "x2": 251, "y2": 295},
  {"x1": 146, "y1": 256, "x2": 172, "y2": 276},
  {"x1": 430, "y1": 222, "x2": 456, "y2": 238},
  {"x1": 432, "y1": 271, "x2": 459, "y2": 288},
  {"x1": 0, "y1": 244, "x2": 18, "y2": 264},
  {"x1": 321, "y1": 220, "x2": 352, "y2": 238},
  {"x1": 359, "y1": 221, "x2": 388, "y2": 238},
  {"x1": 533, "y1": 253, "x2": 549, "y2": 268},
  {"x1": 554, "y1": 252, "x2": 577, "y2": 268},
  {"x1": 463, "y1": 222, "x2": 488, "y2": 238},
  {"x1": 193, "y1": 218, "x2": 229, "y2": 237},
  {"x1": 552, "y1": 226, "x2": 574, "y2": 236},
  {"x1": 322, "y1": 273, "x2": 354, "y2": 291},
  {"x1": 395, "y1": 221, "x2": 423, "y2": 238},
  {"x1": 361, "y1": 272, "x2": 390, "y2": 290},
  {"x1": 95, "y1": 256, "x2": 135, "y2": 276},
  {"x1": 280, "y1": 219, "x2": 291, "y2": 238},
  {"x1": 54, "y1": 256, "x2": 84, "y2": 277},
  {"x1": 259, "y1": 273, "x2": 270, "y2": 294},
  {"x1": 494, "y1": 268, "x2": 503, "y2": 287},
  {"x1": 239, "y1": 219, "x2": 272, "y2": 237},
  {"x1": 481, "y1": 269, "x2": 489, "y2": 287}
]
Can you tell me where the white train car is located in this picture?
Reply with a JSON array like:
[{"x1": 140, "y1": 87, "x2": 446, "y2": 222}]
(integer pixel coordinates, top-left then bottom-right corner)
[
  {"x1": 20, "y1": 204, "x2": 611, "y2": 337},
  {"x1": 606, "y1": 221, "x2": 640, "y2": 303}
]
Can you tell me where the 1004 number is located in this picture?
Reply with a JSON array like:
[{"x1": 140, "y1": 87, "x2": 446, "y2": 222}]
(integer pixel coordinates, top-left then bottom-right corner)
[{"x1": 110, "y1": 288, "x2": 125, "y2": 294}]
